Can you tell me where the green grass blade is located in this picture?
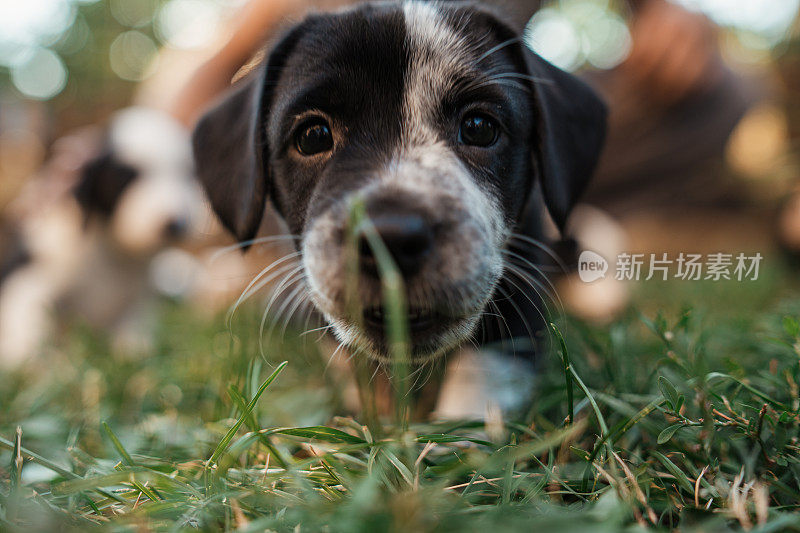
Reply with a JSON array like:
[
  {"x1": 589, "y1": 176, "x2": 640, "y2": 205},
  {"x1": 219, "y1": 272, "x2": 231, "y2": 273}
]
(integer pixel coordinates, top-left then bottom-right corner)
[
  {"x1": 227, "y1": 385, "x2": 289, "y2": 468},
  {"x1": 651, "y1": 451, "x2": 695, "y2": 493},
  {"x1": 0, "y1": 434, "x2": 127, "y2": 505},
  {"x1": 11, "y1": 426, "x2": 22, "y2": 490},
  {"x1": 101, "y1": 422, "x2": 137, "y2": 466},
  {"x1": 102, "y1": 422, "x2": 161, "y2": 502},
  {"x1": 351, "y1": 200, "x2": 412, "y2": 430},
  {"x1": 208, "y1": 361, "x2": 288, "y2": 465},
  {"x1": 551, "y1": 323, "x2": 574, "y2": 425},
  {"x1": 276, "y1": 427, "x2": 366, "y2": 444}
]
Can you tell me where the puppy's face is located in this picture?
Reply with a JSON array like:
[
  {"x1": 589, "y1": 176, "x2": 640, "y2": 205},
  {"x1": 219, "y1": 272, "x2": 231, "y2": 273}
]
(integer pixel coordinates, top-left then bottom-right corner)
[
  {"x1": 194, "y1": 2, "x2": 606, "y2": 362},
  {"x1": 75, "y1": 107, "x2": 205, "y2": 255}
]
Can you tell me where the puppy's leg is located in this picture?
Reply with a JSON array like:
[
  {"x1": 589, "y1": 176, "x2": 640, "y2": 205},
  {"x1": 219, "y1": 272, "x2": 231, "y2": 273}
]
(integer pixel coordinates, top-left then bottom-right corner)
[
  {"x1": 558, "y1": 204, "x2": 630, "y2": 323},
  {"x1": 434, "y1": 348, "x2": 537, "y2": 420},
  {"x1": 0, "y1": 268, "x2": 54, "y2": 367},
  {"x1": 780, "y1": 191, "x2": 800, "y2": 253}
]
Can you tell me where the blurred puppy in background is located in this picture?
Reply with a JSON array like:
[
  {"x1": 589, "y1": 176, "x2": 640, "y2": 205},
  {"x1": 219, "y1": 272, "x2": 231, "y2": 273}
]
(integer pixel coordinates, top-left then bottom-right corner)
[{"x1": 0, "y1": 107, "x2": 207, "y2": 367}]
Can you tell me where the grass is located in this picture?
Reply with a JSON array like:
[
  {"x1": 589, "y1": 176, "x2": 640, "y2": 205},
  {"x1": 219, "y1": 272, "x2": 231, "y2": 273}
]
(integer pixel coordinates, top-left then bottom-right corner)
[{"x1": 1, "y1": 259, "x2": 800, "y2": 531}]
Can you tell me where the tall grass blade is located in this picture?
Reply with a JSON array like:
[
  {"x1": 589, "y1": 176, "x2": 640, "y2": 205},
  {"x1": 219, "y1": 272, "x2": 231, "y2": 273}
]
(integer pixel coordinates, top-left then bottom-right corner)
[
  {"x1": 209, "y1": 361, "x2": 288, "y2": 465},
  {"x1": 551, "y1": 323, "x2": 574, "y2": 425}
]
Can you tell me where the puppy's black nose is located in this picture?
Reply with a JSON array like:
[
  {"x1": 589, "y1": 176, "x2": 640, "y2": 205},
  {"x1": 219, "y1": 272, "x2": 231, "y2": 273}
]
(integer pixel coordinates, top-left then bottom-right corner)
[
  {"x1": 360, "y1": 214, "x2": 433, "y2": 277},
  {"x1": 163, "y1": 218, "x2": 188, "y2": 240}
]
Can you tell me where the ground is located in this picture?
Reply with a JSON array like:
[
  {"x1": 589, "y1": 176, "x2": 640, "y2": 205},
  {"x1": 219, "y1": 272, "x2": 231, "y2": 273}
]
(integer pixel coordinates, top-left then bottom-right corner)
[{"x1": 1, "y1": 255, "x2": 799, "y2": 532}]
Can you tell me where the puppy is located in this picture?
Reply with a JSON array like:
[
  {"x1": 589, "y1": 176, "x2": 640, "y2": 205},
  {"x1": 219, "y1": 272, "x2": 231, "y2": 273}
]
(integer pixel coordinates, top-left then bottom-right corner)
[
  {"x1": 0, "y1": 107, "x2": 205, "y2": 366},
  {"x1": 193, "y1": 2, "x2": 606, "y2": 379}
]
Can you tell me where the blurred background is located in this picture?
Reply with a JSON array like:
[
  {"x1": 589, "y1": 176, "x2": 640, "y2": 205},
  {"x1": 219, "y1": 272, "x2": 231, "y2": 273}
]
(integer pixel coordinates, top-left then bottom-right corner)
[
  {"x1": 0, "y1": 0, "x2": 245, "y2": 206},
  {"x1": 1, "y1": 0, "x2": 799, "y2": 206}
]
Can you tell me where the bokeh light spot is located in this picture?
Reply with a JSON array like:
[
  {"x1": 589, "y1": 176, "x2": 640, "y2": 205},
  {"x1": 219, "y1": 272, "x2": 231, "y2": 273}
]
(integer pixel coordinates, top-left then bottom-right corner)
[
  {"x1": 109, "y1": 30, "x2": 159, "y2": 81},
  {"x1": 56, "y1": 14, "x2": 91, "y2": 56},
  {"x1": 582, "y1": 13, "x2": 631, "y2": 69},
  {"x1": 11, "y1": 48, "x2": 68, "y2": 100},
  {"x1": 156, "y1": 0, "x2": 221, "y2": 50},
  {"x1": 0, "y1": 0, "x2": 74, "y2": 45},
  {"x1": 526, "y1": 9, "x2": 584, "y2": 72},
  {"x1": 110, "y1": 0, "x2": 157, "y2": 28},
  {"x1": 675, "y1": 0, "x2": 800, "y2": 43}
]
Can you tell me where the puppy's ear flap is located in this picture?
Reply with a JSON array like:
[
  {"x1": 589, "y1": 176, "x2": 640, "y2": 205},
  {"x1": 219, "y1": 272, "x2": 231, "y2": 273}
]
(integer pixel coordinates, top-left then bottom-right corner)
[
  {"x1": 74, "y1": 152, "x2": 138, "y2": 218},
  {"x1": 193, "y1": 73, "x2": 268, "y2": 242},
  {"x1": 523, "y1": 49, "x2": 607, "y2": 229},
  {"x1": 192, "y1": 22, "x2": 308, "y2": 243}
]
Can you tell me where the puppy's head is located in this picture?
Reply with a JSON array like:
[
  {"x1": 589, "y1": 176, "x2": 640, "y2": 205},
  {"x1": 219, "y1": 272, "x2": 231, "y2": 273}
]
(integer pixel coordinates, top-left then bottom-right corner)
[
  {"x1": 75, "y1": 107, "x2": 204, "y2": 255},
  {"x1": 194, "y1": 1, "x2": 606, "y2": 362}
]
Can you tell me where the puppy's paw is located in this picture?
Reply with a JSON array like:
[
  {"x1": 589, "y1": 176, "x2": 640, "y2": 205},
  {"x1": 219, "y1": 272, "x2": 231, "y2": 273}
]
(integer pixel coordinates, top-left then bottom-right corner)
[{"x1": 434, "y1": 349, "x2": 536, "y2": 421}]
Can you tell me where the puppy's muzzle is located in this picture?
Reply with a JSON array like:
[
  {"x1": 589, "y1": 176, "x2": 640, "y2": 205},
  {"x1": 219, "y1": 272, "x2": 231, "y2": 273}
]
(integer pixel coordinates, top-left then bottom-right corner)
[{"x1": 357, "y1": 200, "x2": 446, "y2": 339}]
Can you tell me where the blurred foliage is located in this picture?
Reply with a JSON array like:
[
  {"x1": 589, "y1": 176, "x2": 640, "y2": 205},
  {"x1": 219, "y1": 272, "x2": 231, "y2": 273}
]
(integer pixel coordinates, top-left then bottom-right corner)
[{"x1": 0, "y1": 0, "x2": 172, "y2": 133}]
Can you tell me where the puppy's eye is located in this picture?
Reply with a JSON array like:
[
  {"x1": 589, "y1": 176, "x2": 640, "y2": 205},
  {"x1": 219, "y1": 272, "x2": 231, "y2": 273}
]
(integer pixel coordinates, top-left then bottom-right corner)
[
  {"x1": 295, "y1": 120, "x2": 333, "y2": 156},
  {"x1": 459, "y1": 114, "x2": 499, "y2": 147}
]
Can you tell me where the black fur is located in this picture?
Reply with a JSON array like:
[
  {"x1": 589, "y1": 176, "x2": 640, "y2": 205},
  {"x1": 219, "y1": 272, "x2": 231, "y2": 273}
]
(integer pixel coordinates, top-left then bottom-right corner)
[
  {"x1": 73, "y1": 152, "x2": 138, "y2": 218},
  {"x1": 0, "y1": 221, "x2": 30, "y2": 286}
]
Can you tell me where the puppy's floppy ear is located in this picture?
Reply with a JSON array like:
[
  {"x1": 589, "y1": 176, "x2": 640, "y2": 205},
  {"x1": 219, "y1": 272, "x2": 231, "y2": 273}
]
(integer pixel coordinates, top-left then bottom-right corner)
[
  {"x1": 74, "y1": 152, "x2": 138, "y2": 218},
  {"x1": 192, "y1": 23, "x2": 306, "y2": 243},
  {"x1": 523, "y1": 49, "x2": 607, "y2": 229},
  {"x1": 192, "y1": 75, "x2": 268, "y2": 243}
]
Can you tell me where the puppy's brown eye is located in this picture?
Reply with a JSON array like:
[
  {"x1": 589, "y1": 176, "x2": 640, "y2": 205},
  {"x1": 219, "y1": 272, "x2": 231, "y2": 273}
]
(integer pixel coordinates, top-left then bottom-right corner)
[
  {"x1": 295, "y1": 121, "x2": 333, "y2": 155},
  {"x1": 459, "y1": 114, "x2": 498, "y2": 147}
]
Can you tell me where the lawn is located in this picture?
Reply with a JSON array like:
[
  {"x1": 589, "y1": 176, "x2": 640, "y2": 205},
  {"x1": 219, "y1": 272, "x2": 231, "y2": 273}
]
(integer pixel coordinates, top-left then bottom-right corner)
[{"x1": 1, "y1": 258, "x2": 800, "y2": 531}]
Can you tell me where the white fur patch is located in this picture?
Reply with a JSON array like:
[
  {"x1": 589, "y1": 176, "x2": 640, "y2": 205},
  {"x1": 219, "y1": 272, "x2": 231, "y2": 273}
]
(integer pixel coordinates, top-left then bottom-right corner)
[
  {"x1": 435, "y1": 348, "x2": 537, "y2": 419},
  {"x1": 399, "y1": 1, "x2": 505, "y2": 246},
  {"x1": 108, "y1": 107, "x2": 206, "y2": 254},
  {"x1": 110, "y1": 107, "x2": 192, "y2": 171},
  {"x1": 402, "y1": 1, "x2": 471, "y2": 146}
]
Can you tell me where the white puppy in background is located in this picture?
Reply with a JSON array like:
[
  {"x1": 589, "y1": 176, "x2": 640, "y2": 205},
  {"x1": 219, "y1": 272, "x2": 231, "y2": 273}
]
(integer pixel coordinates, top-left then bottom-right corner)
[{"x1": 0, "y1": 107, "x2": 210, "y2": 367}]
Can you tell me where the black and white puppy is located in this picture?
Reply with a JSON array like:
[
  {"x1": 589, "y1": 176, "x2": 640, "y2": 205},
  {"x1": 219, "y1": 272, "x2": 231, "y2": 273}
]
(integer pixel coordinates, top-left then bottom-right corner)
[
  {"x1": 193, "y1": 1, "x2": 606, "y2": 366},
  {"x1": 0, "y1": 107, "x2": 205, "y2": 366}
]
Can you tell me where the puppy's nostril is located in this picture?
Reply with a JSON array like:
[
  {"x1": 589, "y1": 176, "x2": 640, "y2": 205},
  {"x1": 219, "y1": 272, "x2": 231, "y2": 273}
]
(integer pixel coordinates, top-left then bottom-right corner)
[
  {"x1": 164, "y1": 218, "x2": 188, "y2": 239},
  {"x1": 360, "y1": 214, "x2": 433, "y2": 277}
]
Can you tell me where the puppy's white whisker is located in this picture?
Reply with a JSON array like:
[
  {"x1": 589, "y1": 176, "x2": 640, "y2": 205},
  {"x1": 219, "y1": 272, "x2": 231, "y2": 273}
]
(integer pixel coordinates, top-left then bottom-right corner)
[
  {"x1": 477, "y1": 36, "x2": 522, "y2": 63},
  {"x1": 278, "y1": 279, "x2": 313, "y2": 340},
  {"x1": 501, "y1": 273, "x2": 551, "y2": 354},
  {"x1": 503, "y1": 264, "x2": 548, "y2": 311},
  {"x1": 503, "y1": 257, "x2": 566, "y2": 320},
  {"x1": 407, "y1": 362, "x2": 431, "y2": 394},
  {"x1": 259, "y1": 273, "x2": 306, "y2": 357},
  {"x1": 501, "y1": 250, "x2": 562, "y2": 310},
  {"x1": 504, "y1": 261, "x2": 557, "y2": 311},
  {"x1": 270, "y1": 280, "x2": 307, "y2": 337},
  {"x1": 500, "y1": 243, "x2": 562, "y2": 272},
  {"x1": 324, "y1": 340, "x2": 348, "y2": 376},
  {"x1": 369, "y1": 360, "x2": 386, "y2": 384},
  {"x1": 486, "y1": 298, "x2": 516, "y2": 351},
  {"x1": 209, "y1": 235, "x2": 299, "y2": 264},
  {"x1": 227, "y1": 253, "x2": 302, "y2": 326},
  {"x1": 257, "y1": 264, "x2": 305, "y2": 351},
  {"x1": 488, "y1": 71, "x2": 554, "y2": 86},
  {"x1": 232, "y1": 251, "x2": 301, "y2": 304},
  {"x1": 493, "y1": 283, "x2": 538, "y2": 355},
  {"x1": 509, "y1": 233, "x2": 568, "y2": 272},
  {"x1": 300, "y1": 324, "x2": 334, "y2": 337}
]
